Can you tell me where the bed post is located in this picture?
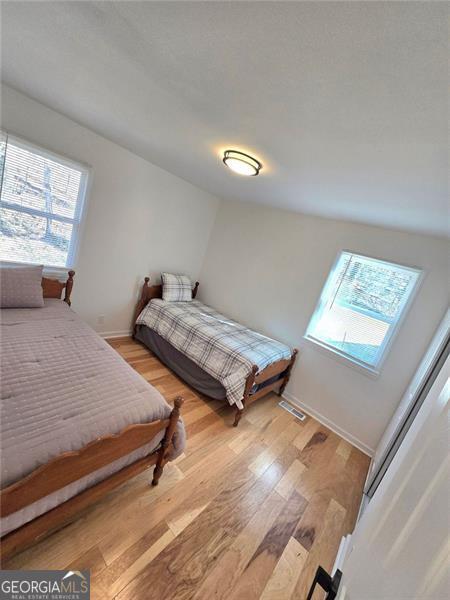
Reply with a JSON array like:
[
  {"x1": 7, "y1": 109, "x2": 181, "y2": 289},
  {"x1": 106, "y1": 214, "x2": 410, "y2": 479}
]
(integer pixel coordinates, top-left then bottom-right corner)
[
  {"x1": 63, "y1": 270, "x2": 75, "y2": 305},
  {"x1": 152, "y1": 396, "x2": 184, "y2": 486},
  {"x1": 192, "y1": 281, "x2": 200, "y2": 299},
  {"x1": 132, "y1": 277, "x2": 151, "y2": 338},
  {"x1": 233, "y1": 365, "x2": 258, "y2": 427},
  {"x1": 278, "y1": 348, "x2": 298, "y2": 397}
]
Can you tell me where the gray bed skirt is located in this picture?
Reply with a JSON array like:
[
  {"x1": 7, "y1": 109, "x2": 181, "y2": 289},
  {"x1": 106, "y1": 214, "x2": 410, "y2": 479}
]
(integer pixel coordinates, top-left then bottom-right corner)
[
  {"x1": 135, "y1": 324, "x2": 227, "y2": 400},
  {"x1": 135, "y1": 325, "x2": 287, "y2": 403}
]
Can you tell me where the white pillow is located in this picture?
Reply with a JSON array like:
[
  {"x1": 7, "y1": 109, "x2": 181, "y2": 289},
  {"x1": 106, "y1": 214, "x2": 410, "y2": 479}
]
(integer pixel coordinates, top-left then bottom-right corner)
[
  {"x1": 161, "y1": 273, "x2": 192, "y2": 302},
  {"x1": 0, "y1": 265, "x2": 44, "y2": 308}
]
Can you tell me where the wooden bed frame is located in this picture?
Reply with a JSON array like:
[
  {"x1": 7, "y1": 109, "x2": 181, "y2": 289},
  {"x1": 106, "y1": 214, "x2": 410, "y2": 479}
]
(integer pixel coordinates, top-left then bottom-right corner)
[
  {"x1": 42, "y1": 269, "x2": 75, "y2": 305},
  {"x1": 0, "y1": 271, "x2": 184, "y2": 561},
  {"x1": 133, "y1": 276, "x2": 298, "y2": 426}
]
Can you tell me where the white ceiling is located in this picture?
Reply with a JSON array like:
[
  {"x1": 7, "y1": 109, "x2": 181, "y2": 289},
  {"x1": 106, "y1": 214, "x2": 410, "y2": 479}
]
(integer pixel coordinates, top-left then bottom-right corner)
[{"x1": 1, "y1": 1, "x2": 448, "y2": 236}]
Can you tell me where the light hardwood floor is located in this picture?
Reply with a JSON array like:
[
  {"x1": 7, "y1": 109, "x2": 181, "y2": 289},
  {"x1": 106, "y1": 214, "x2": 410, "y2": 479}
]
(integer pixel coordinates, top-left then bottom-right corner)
[{"x1": 5, "y1": 337, "x2": 370, "y2": 599}]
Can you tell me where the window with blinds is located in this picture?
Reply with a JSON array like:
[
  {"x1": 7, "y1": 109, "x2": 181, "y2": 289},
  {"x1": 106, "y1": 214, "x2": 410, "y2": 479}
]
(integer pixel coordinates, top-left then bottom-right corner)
[
  {"x1": 0, "y1": 132, "x2": 89, "y2": 269},
  {"x1": 305, "y1": 252, "x2": 422, "y2": 373}
]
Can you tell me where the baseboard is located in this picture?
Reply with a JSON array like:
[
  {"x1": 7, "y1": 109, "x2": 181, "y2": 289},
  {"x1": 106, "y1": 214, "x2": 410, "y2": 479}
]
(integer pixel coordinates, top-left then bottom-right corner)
[
  {"x1": 282, "y1": 391, "x2": 374, "y2": 457},
  {"x1": 99, "y1": 330, "x2": 132, "y2": 339}
]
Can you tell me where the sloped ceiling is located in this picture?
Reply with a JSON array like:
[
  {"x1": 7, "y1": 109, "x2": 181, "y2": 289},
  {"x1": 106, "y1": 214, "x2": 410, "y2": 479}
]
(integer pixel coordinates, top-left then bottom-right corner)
[{"x1": 1, "y1": 1, "x2": 448, "y2": 235}]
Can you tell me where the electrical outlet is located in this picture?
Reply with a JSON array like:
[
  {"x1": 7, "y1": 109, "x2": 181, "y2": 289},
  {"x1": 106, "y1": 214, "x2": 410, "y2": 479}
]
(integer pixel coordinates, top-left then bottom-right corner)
[{"x1": 97, "y1": 315, "x2": 105, "y2": 325}]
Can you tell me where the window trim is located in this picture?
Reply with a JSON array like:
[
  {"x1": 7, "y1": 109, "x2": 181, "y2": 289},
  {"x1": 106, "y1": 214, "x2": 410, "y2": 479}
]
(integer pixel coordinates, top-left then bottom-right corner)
[
  {"x1": 304, "y1": 250, "x2": 424, "y2": 376},
  {"x1": 0, "y1": 130, "x2": 91, "y2": 272}
]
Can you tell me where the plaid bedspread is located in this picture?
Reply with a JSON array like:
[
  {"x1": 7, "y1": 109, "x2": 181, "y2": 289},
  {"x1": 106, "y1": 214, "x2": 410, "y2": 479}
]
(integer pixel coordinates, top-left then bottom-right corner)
[{"x1": 136, "y1": 299, "x2": 292, "y2": 409}]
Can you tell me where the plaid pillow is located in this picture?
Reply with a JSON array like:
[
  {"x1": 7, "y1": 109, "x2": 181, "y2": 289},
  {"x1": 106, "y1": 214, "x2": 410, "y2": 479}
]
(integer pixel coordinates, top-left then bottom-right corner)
[{"x1": 161, "y1": 273, "x2": 193, "y2": 302}]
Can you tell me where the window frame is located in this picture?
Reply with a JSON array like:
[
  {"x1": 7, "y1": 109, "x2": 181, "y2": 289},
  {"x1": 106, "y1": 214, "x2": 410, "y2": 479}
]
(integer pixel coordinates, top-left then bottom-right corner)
[
  {"x1": 0, "y1": 131, "x2": 91, "y2": 274},
  {"x1": 304, "y1": 250, "x2": 424, "y2": 377}
]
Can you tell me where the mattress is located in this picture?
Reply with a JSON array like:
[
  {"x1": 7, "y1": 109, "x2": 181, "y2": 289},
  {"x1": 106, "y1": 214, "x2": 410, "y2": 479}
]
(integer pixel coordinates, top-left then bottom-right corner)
[{"x1": 0, "y1": 299, "x2": 185, "y2": 536}]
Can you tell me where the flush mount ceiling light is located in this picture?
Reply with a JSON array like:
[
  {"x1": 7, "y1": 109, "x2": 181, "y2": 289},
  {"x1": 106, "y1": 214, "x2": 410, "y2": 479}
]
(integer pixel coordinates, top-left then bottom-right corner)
[{"x1": 223, "y1": 150, "x2": 262, "y2": 176}]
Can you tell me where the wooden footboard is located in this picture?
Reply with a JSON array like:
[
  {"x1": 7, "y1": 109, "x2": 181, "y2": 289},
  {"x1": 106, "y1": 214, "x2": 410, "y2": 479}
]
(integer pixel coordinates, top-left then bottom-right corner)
[
  {"x1": 0, "y1": 397, "x2": 183, "y2": 561},
  {"x1": 233, "y1": 350, "x2": 298, "y2": 426}
]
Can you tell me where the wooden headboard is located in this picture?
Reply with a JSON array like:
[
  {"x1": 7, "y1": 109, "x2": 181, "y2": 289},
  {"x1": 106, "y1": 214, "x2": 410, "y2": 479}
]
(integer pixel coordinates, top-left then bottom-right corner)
[
  {"x1": 42, "y1": 270, "x2": 75, "y2": 306},
  {"x1": 133, "y1": 276, "x2": 199, "y2": 330}
]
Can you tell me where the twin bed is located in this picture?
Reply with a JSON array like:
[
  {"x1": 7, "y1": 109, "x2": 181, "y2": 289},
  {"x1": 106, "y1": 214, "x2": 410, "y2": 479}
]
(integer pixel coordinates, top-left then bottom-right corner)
[
  {"x1": 0, "y1": 269, "x2": 297, "y2": 559},
  {"x1": 133, "y1": 276, "x2": 297, "y2": 426}
]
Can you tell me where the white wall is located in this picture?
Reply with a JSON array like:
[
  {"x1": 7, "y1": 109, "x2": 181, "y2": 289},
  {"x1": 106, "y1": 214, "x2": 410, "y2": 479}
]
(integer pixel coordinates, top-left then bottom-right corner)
[
  {"x1": 1, "y1": 86, "x2": 220, "y2": 334},
  {"x1": 199, "y1": 201, "x2": 449, "y2": 452}
]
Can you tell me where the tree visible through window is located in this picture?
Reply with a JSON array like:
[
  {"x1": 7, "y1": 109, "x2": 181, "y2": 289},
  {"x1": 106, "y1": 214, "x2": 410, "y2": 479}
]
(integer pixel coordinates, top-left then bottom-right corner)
[
  {"x1": 0, "y1": 133, "x2": 88, "y2": 268},
  {"x1": 305, "y1": 252, "x2": 422, "y2": 372}
]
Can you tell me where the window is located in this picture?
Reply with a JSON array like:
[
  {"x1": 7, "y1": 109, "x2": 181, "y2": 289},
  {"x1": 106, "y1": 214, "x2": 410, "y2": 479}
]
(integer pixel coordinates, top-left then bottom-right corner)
[
  {"x1": 0, "y1": 132, "x2": 89, "y2": 270},
  {"x1": 305, "y1": 251, "x2": 422, "y2": 373}
]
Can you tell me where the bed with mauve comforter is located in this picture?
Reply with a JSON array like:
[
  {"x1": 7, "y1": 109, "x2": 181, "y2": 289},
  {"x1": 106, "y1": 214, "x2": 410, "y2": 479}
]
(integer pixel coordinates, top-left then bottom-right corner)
[{"x1": 0, "y1": 299, "x2": 185, "y2": 535}]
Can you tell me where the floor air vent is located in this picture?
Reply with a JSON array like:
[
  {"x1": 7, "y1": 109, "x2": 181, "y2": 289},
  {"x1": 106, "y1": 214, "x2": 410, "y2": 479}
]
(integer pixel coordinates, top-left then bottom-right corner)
[{"x1": 279, "y1": 400, "x2": 306, "y2": 421}]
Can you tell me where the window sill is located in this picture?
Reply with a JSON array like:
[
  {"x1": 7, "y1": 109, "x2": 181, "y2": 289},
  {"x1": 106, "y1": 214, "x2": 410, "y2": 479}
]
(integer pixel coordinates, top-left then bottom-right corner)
[
  {"x1": 42, "y1": 266, "x2": 73, "y2": 280},
  {"x1": 0, "y1": 260, "x2": 73, "y2": 281},
  {"x1": 302, "y1": 335, "x2": 381, "y2": 379}
]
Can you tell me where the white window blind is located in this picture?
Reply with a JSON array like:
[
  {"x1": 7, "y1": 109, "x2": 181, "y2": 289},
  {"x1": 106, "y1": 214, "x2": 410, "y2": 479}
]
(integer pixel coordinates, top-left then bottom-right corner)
[
  {"x1": 0, "y1": 132, "x2": 89, "y2": 269},
  {"x1": 305, "y1": 251, "x2": 422, "y2": 373}
]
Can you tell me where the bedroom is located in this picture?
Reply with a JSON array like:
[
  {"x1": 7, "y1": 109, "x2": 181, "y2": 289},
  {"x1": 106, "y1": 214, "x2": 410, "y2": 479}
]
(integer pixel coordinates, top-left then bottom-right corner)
[{"x1": 0, "y1": 2, "x2": 448, "y2": 599}]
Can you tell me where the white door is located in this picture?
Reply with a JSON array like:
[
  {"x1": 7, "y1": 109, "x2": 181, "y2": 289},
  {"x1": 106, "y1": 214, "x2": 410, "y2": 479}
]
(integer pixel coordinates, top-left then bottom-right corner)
[
  {"x1": 365, "y1": 309, "x2": 449, "y2": 498},
  {"x1": 337, "y1": 355, "x2": 450, "y2": 600}
]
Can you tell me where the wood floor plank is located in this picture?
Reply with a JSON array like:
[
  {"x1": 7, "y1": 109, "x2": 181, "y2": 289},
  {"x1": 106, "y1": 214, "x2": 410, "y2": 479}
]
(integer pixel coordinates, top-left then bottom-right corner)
[
  {"x1": 341, "y1": 447, "x2": 371, "y2": 533},
  {"x1": 298, "y1": 426, "x2": 337, "y2": 468},
  {"x1": 184, "y1": 416, "x2": 234, "y2": 449},
  {"x1": 66, "y1": 545, "x2": 107, "y2": 578},
  {"x1": 258, "y1": 410, "x2": 296, "y2": 446},
  {"x1": 336, "y1": 438, "x2": 353, "y2": 460},
  {"x1": 244, "y1": 394, "x2": 280, "y2": 424},
  {"x1": 96, "y1": 521, "x2": 170, "y2": 593},
  {"x1": 226, "y1": 491, "x2": 309, "y2": 600},
  {"x1": 167, "y1": 503, "x2": 210, "y2": 537},
  {"x1": 227, "y1": 406, "x2": 284, "y2": 456},
  {"x1": 292, "y1": 498, "x2": 347, "y2": 600},
  {"x1": 191, "y1": 489, "x2": 286, "y2": 600},
  {"x1": 275, "y1": 459, "x2": 306, "y2": 500},
  {"x1": 293, "y1": 490, "x2": 332, "y2": 552},
  {"x1": 178, "y1": 416, "x2": 257, "y2": 474},
  {"x1": 109, "y1": 529, "x2": 175, "y2": 598},
  {"x1": 259, "y1": 536, "x2": 309, "y2": 600},
  {"x1": 292, "y1": 417, "x2": 321, "y2": 451},
  {"x1": 295, "y1": 429, "x2": 343, "y2": 500},
  {"x1": 185, "y1": 405, "x2": 230, "y2": 437},
  {"x1": 100, "y1": 438, "x2": 270, "y2": 568},
  {"x1": 115, "y1": 456, "x2": 286, "y2": 599},
  {"x1": 181, "y1": 400, "x2": 224, "y2": 424},
  {"x1": 98, "y1": 444, "x2": 239, "y2": 564},
  {"x1": 248, "y1": 421, "x2": 302, "y2": 477},
  {"x1": 7, "y1": 336, "x2": 370, "y2": 600}
]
